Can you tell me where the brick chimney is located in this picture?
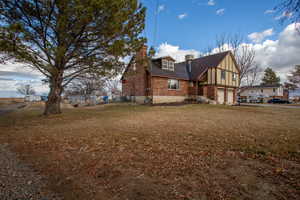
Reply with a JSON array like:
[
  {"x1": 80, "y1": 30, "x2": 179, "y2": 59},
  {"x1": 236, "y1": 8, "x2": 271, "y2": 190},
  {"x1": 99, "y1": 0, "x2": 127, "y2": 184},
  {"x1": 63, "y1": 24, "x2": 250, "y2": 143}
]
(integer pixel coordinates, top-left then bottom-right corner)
[{"x1": 137, "y1": 45, "x2": 148, "y2": 59}]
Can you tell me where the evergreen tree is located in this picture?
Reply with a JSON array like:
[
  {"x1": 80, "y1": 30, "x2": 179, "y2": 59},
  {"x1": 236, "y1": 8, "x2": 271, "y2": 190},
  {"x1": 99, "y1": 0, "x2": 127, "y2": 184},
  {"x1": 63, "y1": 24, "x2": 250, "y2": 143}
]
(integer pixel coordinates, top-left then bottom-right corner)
[
  {"x1": 0, "y1": 0, "x2": 146, "y2": 115},
  {"x1": 261, "y1": 67, "x2": 281, "y2": 85},
  {"x1": 148, "y1": 46, "x2": 156, "y2": 58}
]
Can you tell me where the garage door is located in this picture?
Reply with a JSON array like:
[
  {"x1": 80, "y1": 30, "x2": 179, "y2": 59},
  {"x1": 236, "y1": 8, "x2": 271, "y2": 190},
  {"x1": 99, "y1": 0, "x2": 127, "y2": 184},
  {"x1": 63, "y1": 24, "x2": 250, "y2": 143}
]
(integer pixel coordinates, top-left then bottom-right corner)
[
  {"x1": 227, "y1": 89, "x2": 234, "y2": 104},
  {"x1": 217, "y1": 88, "x2": 225, "y2": 104}
]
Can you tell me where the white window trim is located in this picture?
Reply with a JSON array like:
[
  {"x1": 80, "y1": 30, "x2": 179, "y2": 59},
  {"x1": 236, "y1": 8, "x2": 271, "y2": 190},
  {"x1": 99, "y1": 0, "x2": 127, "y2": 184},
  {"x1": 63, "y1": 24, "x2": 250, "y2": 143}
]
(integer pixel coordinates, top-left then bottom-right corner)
[
  {"x1": 168, "y1": 61, "x2": 174, "y2": 71},
  {"x1": 132, "y1": 63, "x2": 136, "y2": 71},
  {"x1": 221, "y1": 70, "x2": 226, "y2": 80},
  {"x1": 232, "y1": 73, "x2": 237, "y2": 81},
  {"x1": 162, "y1": 59, "x2": 168, "y2": 70},
  {"x1": 168, "y1": 79, "x2": 180, "y2": 90}
]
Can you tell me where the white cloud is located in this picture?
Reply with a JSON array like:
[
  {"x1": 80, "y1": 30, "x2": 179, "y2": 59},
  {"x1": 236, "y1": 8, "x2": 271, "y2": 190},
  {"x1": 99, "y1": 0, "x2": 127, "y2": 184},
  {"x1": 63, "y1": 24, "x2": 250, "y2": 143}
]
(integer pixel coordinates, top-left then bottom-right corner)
[
  {"x1": 264, "y1": 9, "x2": 275, "y2": 14},
  {"x1": 248, "y1": 28, "x2": 274, "y2": 43},
  {"x1": 251, "y1": 23, "x2": 300, "y2": 81},
  {"x1": 178, "y1": 13, "x2": 188, "y2": 20},
  {"x1": 216, "y1": 8, "x2": 225, "y2": 16},
  {"x1": 275, "y1": 11, "x2": 293, "y2": 20},
  {"x1": 0, "y1": 79, "x2": 49, "y2": 96},
  {"x1": 158, "y1": 4, "x2": 165, "y2": 13},
  {"x1": 0, "y1": 62, "x2": 48, "y2": 97},
  {"x1": 155, "y1": 43, "x2": 201, "y2": 62},
  {"x1": 207, "y1": 0, "x2": 215, "y2": 6}
]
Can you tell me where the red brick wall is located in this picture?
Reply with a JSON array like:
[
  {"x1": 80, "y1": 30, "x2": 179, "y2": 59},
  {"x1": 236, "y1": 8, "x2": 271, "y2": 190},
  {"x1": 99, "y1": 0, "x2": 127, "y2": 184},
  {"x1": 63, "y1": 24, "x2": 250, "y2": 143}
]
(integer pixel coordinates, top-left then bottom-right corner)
[
  {"x1": 152, "y1": 77, "x2": 189, "y2": 96},
  {"x1": 206, "y1": 86, "x2": 217, "y2": 100},
  {"x1": 233, "y1": 88, "x2": 237, "y2": 103},
  {"x1": 283, "y1": 90, "x2": 289, "y2": 100},
  {"x1": 122, "y1": 46, "x2": 148, "y2": 97},
  {"x1": 122, "y1": 68, "x2": 147, "y2": 96}
]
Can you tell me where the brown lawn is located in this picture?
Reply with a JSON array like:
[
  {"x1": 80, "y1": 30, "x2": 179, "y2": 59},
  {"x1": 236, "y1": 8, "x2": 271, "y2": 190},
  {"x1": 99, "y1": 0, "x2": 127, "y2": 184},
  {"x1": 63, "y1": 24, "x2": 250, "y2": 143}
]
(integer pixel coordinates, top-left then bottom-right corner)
[{"x1": 0, "y1": 103, "x2": 300, "y2": 200}]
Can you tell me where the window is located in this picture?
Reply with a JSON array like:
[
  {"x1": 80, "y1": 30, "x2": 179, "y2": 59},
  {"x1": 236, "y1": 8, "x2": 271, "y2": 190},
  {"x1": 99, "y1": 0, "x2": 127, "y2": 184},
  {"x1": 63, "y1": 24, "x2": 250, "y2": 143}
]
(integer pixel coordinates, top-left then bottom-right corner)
[
  {"x1": 132, "y1": 63, "x2": 136, "y2": 71},
  {"x1": 232, "y1": 73, "x2": 237, "y2": 81},
  {"x1": 221, "y1": 70, "x2": 226, "y2": 80},
  {"x1": 168, "y1": 79, "x2": 179, "y2": 90},
  {"x1": 261, "y1": 89, "x2": 264, "y2": 93},
  {"x1": 189, "y1": 81, "x2": 194, "y2": 87},
  {"x1": 273, "y1": 88, "x2": 276, "y2": 93},
  {"x1": 162, "y1": 59, "x2": 168, "y2": 70},
  {"x1": 168, "y1": 61, "x2": 174, "y2": 71}
]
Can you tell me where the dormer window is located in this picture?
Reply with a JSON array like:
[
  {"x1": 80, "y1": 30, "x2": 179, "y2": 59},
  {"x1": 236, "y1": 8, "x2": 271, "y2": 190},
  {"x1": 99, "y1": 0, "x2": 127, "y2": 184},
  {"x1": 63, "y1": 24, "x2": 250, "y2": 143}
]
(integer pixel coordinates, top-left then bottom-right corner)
[
  {"x1": 168, "y1": 61, "x2": 174, "y2": 71},
  {"x1": 162, "y1": 59, "x2": 174, "y2": 71},
  {"x1": 162, "y1": 59, "x2": 168, "y2": 70}
]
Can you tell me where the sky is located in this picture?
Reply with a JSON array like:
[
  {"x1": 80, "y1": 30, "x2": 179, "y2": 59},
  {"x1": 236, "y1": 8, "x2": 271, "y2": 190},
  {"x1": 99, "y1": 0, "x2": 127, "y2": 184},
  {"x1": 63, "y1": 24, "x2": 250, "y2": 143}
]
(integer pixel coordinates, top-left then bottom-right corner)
[{"x1": 1, "y1": 0, "x2": 300, "y2": 97}]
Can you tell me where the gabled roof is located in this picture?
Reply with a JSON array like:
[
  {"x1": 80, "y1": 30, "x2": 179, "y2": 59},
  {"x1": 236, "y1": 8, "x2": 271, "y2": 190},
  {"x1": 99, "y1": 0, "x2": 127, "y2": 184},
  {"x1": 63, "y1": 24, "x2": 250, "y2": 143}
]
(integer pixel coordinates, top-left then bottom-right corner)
[
  {"x1": 150, "y1": 51, "x2": 231, "y2": 81},
  {"x1": 121, "y1": 51, "x2": 235, "y2": 81},
  {"x1": 151, "y1": 60, "x2": 190, "y2": 80},
  {"x1": 152, "y1": 56, "x2": 176, "y2": 62}
]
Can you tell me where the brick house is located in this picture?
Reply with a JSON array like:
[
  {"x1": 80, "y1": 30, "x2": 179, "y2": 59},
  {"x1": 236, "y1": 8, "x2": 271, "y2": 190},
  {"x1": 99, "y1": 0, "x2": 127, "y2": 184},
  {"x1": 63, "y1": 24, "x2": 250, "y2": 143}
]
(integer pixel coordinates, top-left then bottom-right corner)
[{"x1": 121, "y1": 46, "x2": 240, "y2": 104}]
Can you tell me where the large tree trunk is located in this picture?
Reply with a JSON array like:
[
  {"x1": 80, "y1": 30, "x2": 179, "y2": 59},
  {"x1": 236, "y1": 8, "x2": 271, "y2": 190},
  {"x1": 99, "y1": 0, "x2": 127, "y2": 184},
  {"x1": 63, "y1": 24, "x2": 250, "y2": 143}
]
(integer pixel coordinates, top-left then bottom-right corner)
[{"x1": 44, "y1": 72, "x2": 64, "y2": 115}]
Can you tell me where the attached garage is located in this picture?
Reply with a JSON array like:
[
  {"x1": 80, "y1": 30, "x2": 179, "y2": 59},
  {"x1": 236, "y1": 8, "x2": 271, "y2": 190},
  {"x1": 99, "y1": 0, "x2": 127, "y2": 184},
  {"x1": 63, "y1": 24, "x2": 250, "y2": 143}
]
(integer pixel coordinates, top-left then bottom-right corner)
[
  {"x1": 217, "y1": 88, "x2": 225, "y2": 104},
  {"x1": 227, "y1": 89, "x2": 234, "y2": 104}
]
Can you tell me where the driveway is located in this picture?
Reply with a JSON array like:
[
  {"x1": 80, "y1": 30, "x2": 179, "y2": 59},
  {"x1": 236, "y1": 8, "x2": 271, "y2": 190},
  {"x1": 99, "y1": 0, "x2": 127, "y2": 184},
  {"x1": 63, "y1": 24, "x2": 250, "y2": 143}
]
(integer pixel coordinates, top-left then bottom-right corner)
[
  {"x1": 0, "y1": 144, "x2": 63, "y2": 200},
  {"x1": 0, "y1": 103, "x2": 26, "y2": 116},
  {"x1": 240, "y1": 103, "x2": 300, "y2": 109}
]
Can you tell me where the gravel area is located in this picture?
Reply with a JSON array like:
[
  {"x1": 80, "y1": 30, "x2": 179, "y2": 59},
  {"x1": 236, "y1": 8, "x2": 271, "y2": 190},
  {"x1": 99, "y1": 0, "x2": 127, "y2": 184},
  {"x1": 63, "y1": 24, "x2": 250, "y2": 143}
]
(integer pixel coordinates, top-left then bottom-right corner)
[{"x1": 0, "y1": 144, "x2": 63, "y2": 200}]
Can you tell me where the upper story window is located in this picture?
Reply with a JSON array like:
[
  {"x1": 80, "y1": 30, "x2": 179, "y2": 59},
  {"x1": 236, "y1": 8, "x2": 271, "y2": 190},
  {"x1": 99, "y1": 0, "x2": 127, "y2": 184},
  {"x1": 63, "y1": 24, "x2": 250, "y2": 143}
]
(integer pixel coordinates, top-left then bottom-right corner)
[
  {"x1": 273, "y1": 88, "x2": 276, "y2": 93},
  {"x1": 232, "y1": 73, "x2": 237, "y2": 81},
  {"x1": 168, "y1": 61, "x2": 174, "y2": 71},
  {"x1": 132, "y1": 63, "x2": 136, "y2": 71},
  {"x1": 162, "y1": 59, "x2": 168, "y2": 70},
  {"x1": 168, "y1": 79, "x2": 180, "y2": 90},
  {"x1": 221, "y1": 70, "x2": 226, "y2": 80},
  {"x1": 162, "y1": 59, "x2": 175, "y2": 71},
  {"x1": 261, "y1": 89, "x2": 264, "y2": 93}
]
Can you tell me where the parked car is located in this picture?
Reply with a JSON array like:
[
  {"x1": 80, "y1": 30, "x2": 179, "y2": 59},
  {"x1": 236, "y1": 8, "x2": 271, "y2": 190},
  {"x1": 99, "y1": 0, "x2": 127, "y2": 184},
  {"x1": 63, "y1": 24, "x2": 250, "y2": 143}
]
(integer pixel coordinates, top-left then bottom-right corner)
[
  {"x1": 267, "y1": 98, "x2": 290, "y2": 104},
  {"x1": 249, "y1": 99, "x2": 263, "y2": 103}
]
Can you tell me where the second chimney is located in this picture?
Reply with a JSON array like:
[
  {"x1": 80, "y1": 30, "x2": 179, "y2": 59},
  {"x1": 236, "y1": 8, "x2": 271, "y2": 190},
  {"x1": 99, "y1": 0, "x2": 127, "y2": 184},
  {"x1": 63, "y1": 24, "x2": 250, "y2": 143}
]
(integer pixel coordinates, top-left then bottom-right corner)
[{"x1": 185, "y1": 55, "x2": 194, "y2": 73}]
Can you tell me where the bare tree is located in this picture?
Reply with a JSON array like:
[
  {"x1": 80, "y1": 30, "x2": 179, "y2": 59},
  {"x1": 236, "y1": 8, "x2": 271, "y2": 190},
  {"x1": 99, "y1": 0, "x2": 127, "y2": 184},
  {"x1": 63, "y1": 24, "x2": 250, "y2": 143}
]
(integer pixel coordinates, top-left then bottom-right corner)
[
  {"x1": 65, "y1": 73, "x2": 106, "y2": 102},
  {"x1": 17, "y1": 84, "x2": 36, "y2": 96},
  {"x1": 285, "y1": 65, "x2": 300, "y2": 90},
  {"x1": 275, "y1": 0, "x2": 300, "y2": 28},
  {"x1": 246, "y1": 63, "x2": 263, "y2": 86},
  {"x1": 106, "y1": 79, "x2": 122, "y2": 98},
  {"x1": 236, "y1": 44, "x2": 256, "y2": 86},
  {"x1": 214, "y1": 33, "x2": 256, "y2": 87}
]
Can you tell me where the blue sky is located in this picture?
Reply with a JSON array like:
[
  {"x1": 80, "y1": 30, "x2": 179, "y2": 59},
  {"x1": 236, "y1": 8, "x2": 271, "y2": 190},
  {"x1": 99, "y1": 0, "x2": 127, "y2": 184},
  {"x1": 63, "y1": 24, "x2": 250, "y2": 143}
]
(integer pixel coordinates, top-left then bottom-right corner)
[{"x1": 142, "y1": 0, "x2": 283, "y2": 50}]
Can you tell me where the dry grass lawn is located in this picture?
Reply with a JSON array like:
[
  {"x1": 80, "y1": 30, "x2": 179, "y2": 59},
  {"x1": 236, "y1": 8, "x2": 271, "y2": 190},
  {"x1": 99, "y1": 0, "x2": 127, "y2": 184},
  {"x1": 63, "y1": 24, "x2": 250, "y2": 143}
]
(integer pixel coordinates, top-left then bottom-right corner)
[{"x1": 0, "y1": 103, "x2": 300, "y2": 200}]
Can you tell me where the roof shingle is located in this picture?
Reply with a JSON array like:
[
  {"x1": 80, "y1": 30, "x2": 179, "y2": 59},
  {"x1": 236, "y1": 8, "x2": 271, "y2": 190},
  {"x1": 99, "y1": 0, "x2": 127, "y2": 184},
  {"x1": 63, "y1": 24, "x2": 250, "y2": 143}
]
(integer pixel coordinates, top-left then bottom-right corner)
[{"x1": 150, "y1": 51, "x2": 230, "y2": 81}]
